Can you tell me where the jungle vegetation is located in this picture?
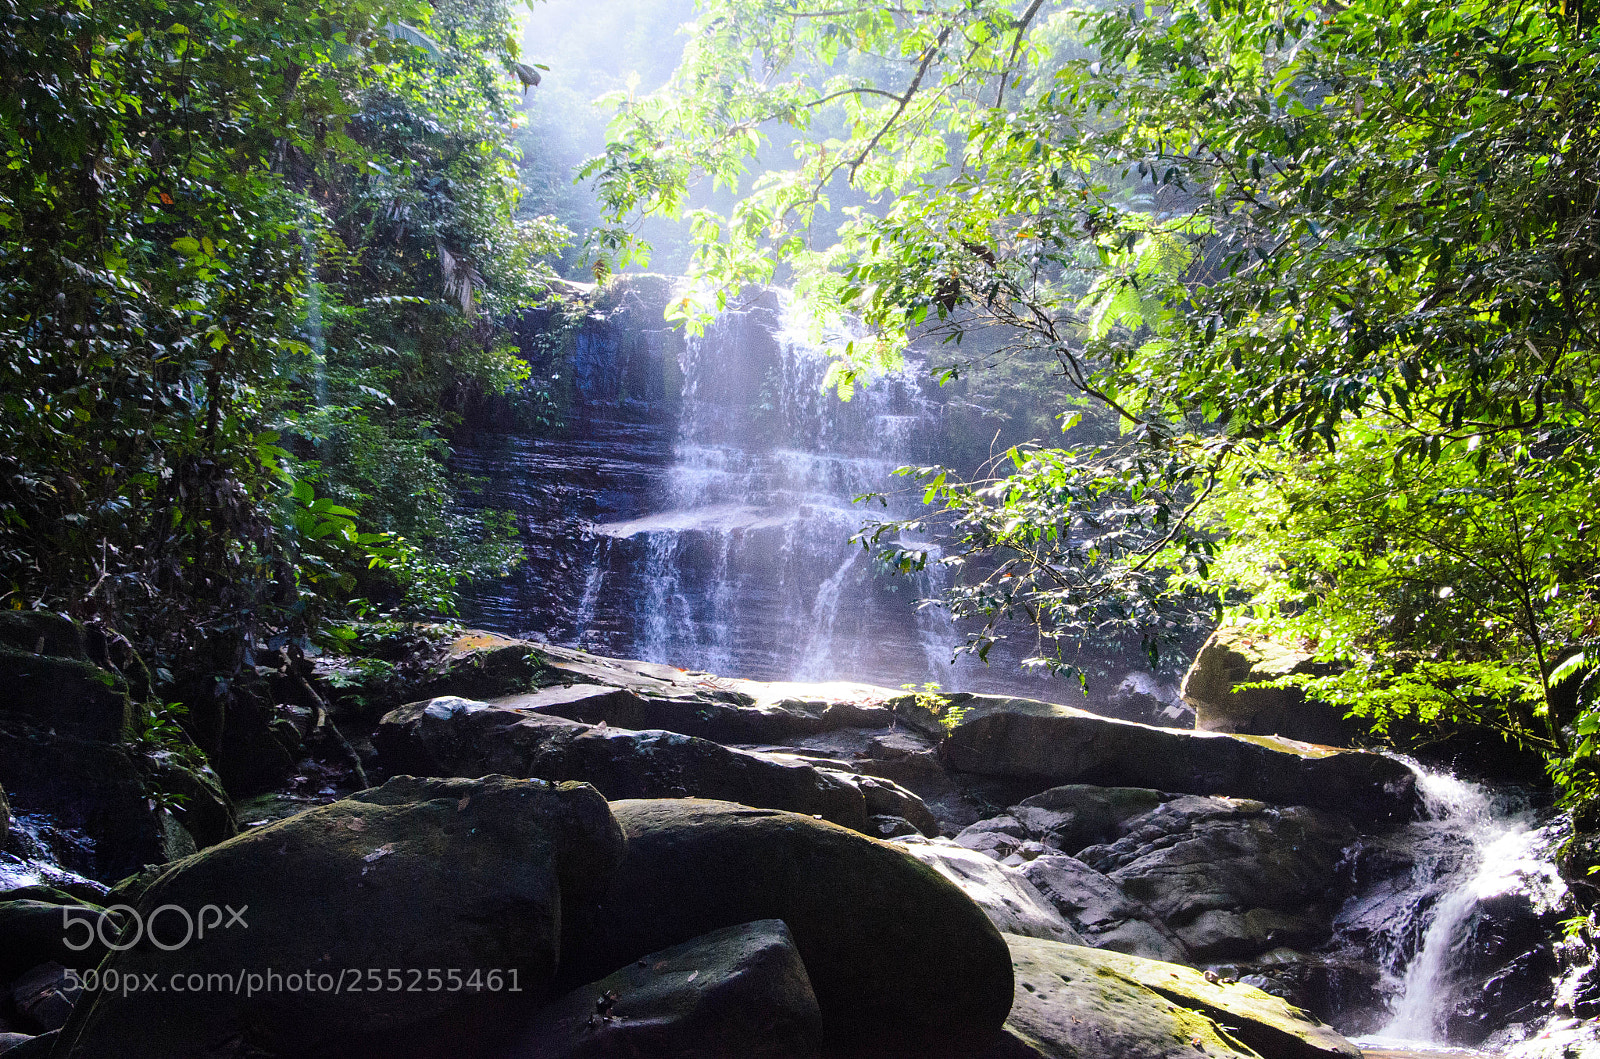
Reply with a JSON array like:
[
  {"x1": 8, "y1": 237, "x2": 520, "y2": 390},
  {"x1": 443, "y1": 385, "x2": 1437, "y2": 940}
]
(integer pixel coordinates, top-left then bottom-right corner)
[
  {"x1": 0, "y1": 0, "x2": 563, "y2": 683},
  {"x1": 583, "y1": 0, "x2": 1600, "y2": 793}
]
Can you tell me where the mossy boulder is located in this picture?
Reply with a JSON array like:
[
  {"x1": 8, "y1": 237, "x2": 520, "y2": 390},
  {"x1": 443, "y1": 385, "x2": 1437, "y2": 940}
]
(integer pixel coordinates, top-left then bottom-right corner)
[
  {"x1": 558, "y1": 799, "x2": 1014, "y2": 1048},
  {"x1": 1180, "y1": 627, "x2": 1354, "y2": 746},
  {"x1": 998, "y1": 934, "x2": 1360, "y2": 1059},
  {"x1": 0, "y1": 612, "x2": 135, "y2": 743},
  {"x1": 56, "y1": 775, "x2": 625, "y2": 1059},
  {"x1": 0, "y1": 892, "x2": 117, "y2": 979}
]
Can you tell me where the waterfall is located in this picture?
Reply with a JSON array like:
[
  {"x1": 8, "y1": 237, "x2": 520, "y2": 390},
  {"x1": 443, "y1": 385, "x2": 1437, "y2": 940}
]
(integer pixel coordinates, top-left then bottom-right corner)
[
  {"x1": 574, "y1": 289, "x2": 962, "y2": 684},
  {"x1": 454, "y1": 279, "x2": 1083, "y2": 698},
  {"x1": 1351, "y1": 758, "x2": 1567, "y2": 1050}
]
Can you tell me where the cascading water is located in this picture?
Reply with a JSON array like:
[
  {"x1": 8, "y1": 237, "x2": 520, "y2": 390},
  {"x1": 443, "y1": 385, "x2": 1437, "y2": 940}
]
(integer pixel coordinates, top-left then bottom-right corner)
[
  {"x1": 1, "y1": 811, "x2": 103, "y2": 893},
  {"x1": 456, "y1": 283, "x2": 1080, "y2": 695},
  {"x1": 1346, "y1": 758, "x2": 1568, "y2": 1053},
  {"x1": 580, "y1": 291, "x2": 958, "y2": 683}
]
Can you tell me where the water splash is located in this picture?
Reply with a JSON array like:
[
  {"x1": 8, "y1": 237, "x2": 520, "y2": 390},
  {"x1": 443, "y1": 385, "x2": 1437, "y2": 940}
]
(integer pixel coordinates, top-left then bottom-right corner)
[{"x1": 1355, "y1": 759, "x2": 1566, "y2": 1049}]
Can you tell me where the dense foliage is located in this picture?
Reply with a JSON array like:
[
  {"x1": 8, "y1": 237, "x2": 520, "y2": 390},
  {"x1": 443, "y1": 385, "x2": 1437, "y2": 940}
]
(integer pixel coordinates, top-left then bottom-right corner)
[
  {"x1": 587, "y1": 0, "x2": 1600, "y2": 787},
  {"x1": 0, "y1": 0, "x2": 561, "y2": 676}
]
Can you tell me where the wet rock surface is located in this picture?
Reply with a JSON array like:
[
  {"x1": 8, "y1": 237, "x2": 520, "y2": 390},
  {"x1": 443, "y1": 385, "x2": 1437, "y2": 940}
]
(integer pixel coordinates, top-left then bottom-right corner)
[
  {"x1": 890, "y1": 839, "x2": 1086, "y2": 945},
  {"x1": 514, "y1": 919, "x2": 823, "y2": 1059},
  {"x1": 4, "y1": 624, "x2": 1563, "y2": 1057},
  {"x1": 1019, "y1": 854, "x2": 1191, "y2": 962},
  {"x1": 374, "y1": 696, "x2": 934, "y2": 836}
]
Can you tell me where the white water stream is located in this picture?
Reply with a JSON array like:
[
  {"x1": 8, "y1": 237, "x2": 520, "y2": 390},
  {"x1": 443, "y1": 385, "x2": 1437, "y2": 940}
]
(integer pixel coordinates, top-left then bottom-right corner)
[
  {"x1": 582, "y1": 291, "x2": 960, "y2": 685},
  {"x1": 1355, "y1": 760, "x2": 1566, "y2": 1052}
]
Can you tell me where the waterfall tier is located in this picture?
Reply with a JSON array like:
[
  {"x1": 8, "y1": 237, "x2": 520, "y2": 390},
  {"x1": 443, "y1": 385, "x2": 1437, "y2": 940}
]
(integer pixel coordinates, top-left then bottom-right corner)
[{"x1": 453, "y1": 280, "x2": 1174, "y2": 706}]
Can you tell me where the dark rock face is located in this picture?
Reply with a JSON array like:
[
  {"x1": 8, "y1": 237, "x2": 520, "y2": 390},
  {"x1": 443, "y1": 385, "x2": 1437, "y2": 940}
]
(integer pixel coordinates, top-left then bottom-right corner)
[
  {"x1": 1074, "y1": 796, "x2": 1357, "y2": 961},
  {"x1": 557, "y1": 799, "x2": 1015, "y2": 1048},
  {"x1": 374, "y1": 696, "x2": 934, "y2": 836},
  {"x1": 514, "y1": 920, "x2": 823, "y2": 1059},
  {"x1": 951, "y1": 786, "x2": 1357, "y2": 965},
  {"x1": 1441, "y1": 889, "x2": 1563, "y2": 1042},
  {"x1": 1019, "y1": 855, "x2": 1190, "y2": 962},
  {"x1": 56, "y1": 775, "x2": 625, "y2": 1059},
  {"x1": 939, "y1": 695, "x2": 1418, "y2": 822},
  {"x1": 0, "y1": 613, "x2": 235, "y2": 880}
]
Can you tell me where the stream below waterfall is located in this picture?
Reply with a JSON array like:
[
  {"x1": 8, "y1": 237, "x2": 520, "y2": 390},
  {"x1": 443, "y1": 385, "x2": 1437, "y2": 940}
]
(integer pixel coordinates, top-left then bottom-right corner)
[{"x1": 1341, "y1": 760, "x2": 1568, "y2": 1056}]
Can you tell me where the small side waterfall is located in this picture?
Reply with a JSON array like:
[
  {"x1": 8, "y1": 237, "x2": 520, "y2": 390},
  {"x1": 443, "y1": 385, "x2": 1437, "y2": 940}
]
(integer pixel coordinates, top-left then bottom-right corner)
[{"x1": 1348, "y1": 759, "x2": 1568, "y2": 1051}]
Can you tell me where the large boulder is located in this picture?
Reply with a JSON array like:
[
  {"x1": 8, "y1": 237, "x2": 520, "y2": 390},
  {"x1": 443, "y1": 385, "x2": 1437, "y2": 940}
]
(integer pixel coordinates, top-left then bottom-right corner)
[
  {"x1": 939, "y1": 695, "x2": 1417, "y2": 821},
  {"x1": 497, "y1": 678, "x2": 899, "y2": 745},
  {"x1": 891, "y1": 839, "x2": 1085, "y2": 945},
  {"x1": 514, "y1": 920, "x2": 822, "y2": 1059},
  {"x1": 997, "y1": 934, "x2": 1360, "y2": 1059},
  {"x1": 0, "y1": 892, "x2": 118, "y2": 979},
  {"x1": 1019, "y1": 855, "x2": 1191, "y2": 962},
  {"x1": 56, "y1": 775, "x2": 625, "y2": 1059},
  {"x1": 375, "y1": 696, "x2": 932, "y2": 836},
  {"x1": 1074, "y1": 795, "x2": 1357, "y2": 961},
  {"x1": 1180, "y1": 627, "x2": 1354, "y2": 745},
  {"x1": 557, "y1": 799, "x2": 1014, "y2": 1048},
  {"x1": 0, "y1": 612, "x2": 135, "y2": 743}
]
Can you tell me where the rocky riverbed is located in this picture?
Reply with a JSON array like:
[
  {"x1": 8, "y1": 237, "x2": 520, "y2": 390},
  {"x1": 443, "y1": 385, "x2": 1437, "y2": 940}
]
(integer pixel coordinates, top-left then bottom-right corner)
[{"x1": 0, "y1": 617, "x2": 1595, "y2": 1057}]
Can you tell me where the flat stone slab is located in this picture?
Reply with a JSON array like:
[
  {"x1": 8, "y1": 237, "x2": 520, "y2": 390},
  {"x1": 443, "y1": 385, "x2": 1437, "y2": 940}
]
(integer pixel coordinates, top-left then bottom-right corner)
[{"x1": 939, "y1": 696, "x2": 1418, "y2": 821}]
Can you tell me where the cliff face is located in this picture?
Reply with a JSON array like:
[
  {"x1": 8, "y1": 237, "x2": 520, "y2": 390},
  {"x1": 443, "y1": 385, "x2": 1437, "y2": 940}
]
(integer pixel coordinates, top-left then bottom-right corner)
[{"x1": 449, "y1": 278, "x2": 1192, "y2": 710}]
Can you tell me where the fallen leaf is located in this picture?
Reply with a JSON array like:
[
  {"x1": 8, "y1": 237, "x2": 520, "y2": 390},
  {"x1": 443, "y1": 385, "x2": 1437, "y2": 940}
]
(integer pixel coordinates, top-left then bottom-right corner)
[{"x1": 363, "y1": 842, "x2": 396, "y2": 863}]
